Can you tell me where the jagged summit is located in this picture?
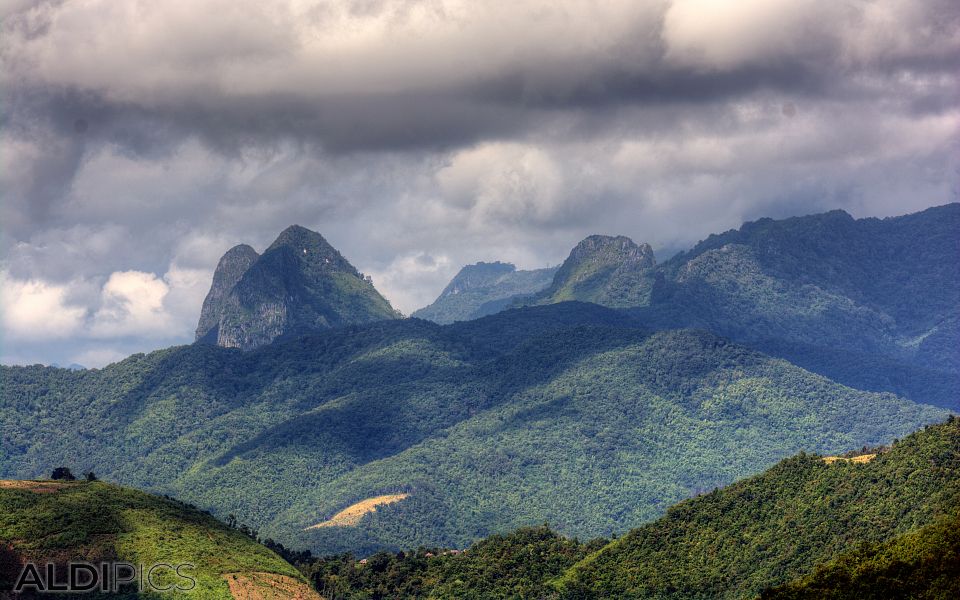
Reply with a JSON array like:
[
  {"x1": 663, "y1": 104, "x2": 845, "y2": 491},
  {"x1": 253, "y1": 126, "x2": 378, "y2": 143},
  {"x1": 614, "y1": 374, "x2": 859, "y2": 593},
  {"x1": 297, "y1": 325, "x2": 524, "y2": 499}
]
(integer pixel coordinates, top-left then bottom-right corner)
[
  {"x1": 196, "y1": 225, "x2": 400, "y2": 350},
  {"x1": 440, "y1": 262, "x2": 517, "y2": 298},
  {"x1": 196, "y1": 244, "x2": 260, "y2": 343},
  {"x1": 412, "y1": 261, "x2": 558, "y2": 324},
  {"x1": 526, "y1": 234, "x2": 657, "y2": 308},
  {"x1": 564, "y1": 235, "x2": 655, "y2": 270},
  {"x1": 266, "y1": 225, "x2": 352, "y2": 269}
]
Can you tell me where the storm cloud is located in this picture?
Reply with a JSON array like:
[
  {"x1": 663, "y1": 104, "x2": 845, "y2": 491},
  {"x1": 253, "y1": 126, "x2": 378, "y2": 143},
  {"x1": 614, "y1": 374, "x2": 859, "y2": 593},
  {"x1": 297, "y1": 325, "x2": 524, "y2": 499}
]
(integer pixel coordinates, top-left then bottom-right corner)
[{"x1": 2, "y1": 0, "x2": 958, "y2": 366}]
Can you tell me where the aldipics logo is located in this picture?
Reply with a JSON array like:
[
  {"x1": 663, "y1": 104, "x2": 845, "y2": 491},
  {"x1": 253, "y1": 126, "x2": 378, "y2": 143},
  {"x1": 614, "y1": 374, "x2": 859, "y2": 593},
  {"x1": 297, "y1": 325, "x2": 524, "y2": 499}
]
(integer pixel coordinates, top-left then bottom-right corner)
[{"x1": 13, "y1": 562, "x2": 196, "y2": 593}]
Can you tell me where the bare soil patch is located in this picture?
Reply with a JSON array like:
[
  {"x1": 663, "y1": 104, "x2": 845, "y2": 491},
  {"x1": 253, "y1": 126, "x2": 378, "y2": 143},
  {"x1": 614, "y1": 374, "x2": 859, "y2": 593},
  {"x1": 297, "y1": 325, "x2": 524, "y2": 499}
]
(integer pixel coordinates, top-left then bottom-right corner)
[
  {"x1": 306, "y1": 493, "x2": 410, "y2": 529},
  {"x1": 223, "y1": 572, "x2": 323, "y2": 600}
]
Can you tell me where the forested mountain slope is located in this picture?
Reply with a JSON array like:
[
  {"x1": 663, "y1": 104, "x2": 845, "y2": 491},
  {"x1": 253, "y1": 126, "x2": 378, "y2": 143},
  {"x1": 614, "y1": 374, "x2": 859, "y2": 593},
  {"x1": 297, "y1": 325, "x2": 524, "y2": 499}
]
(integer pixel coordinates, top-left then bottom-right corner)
[
  {"x1": 559, "y1": 417, "x2": 960, "y2": 599},
  {"x1": 297, "y1": 418, "x2": 959, "y2": 599},
  {"x1": 412, "y1": 261, "x2": 557, "y2": 324},
  {"x1": 418, "y1": 206, "x2": 958, "y2": 407},
  {"x1": 760, "y1": 511, "x2": 960, "y2": 600},
  {"x1": 0, "y1": 303, "x2": 945, "y2": 556},
  {"x1": 632, "y1": 204, "x2": 960, "y2": 408}
]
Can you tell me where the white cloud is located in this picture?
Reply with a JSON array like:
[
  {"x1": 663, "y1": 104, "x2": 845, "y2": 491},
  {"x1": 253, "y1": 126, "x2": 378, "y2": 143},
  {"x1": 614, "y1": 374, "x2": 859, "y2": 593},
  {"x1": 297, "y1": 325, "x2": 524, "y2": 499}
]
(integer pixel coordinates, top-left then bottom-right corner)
[
  {"x1": 662, "y1": 0, "x2": 829, "y2": 70},
  {"x1": 89, "y1": 271, "x2": 172, "y2": 337},
  {"x1": 1, "y1": 260, "x2": 211, "y2": 364},
  {"x1": 1, "y1": 0, "x2": 957, "y2": 366},
  {"x1": 0, "y1": 271, "x2": 86, "y2": 339},
  {"x1": 365, "y1": 252, "x2": 454, "y2": 315},
  {"x1": 437, "y1": 143, "x2": 567, "y2": 228}
]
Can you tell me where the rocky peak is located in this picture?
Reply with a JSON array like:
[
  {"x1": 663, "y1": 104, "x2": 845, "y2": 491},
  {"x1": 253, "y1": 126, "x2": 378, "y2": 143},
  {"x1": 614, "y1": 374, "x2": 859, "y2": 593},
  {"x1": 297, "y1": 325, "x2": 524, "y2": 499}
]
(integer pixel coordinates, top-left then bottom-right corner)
[
  {"x1": 266, "y1": 225, "x2": 357, "y2": 275},
  {"x1": 528, "y1": 234, "x2": 657, "y2": 308},
  {"x1": 195, "y1": 244, "x2": 260, "y2": 343},
  {"x1": 195, "y1": 225, "x2": 399, "y2": 350},
  {"x1": 442, "y1": 262, "x2": 517, "y2": 297},
  {"x1": 565, "y1": 235, "x2": 655, "y2": 270}
]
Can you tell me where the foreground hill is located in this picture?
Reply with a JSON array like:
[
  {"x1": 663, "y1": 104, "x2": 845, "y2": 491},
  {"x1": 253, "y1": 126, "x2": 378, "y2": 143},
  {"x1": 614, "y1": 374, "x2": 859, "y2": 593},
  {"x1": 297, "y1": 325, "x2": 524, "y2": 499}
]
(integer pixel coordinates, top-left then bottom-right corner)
[
  {"x1": 195, "y1": 225, "x2": 400, "y2": 350},
  {"x1": 412, "y1": 261, "x2": 557, "y2": 324},
  {"x1": 760, "y1": 511, "x2": 960, "y2": 600},
  {"x1": 559, "y1": 417, "x2": 960, "y2": 599},
  {"x1": 303, "y1": 418, "x2": 959, "y2": 599},
  {"x1": 0, "y1": 303, "x2": 945, "y2": 555},
  {"x1": 0, "y1": 480, "x2": 317, "y2": 599}
]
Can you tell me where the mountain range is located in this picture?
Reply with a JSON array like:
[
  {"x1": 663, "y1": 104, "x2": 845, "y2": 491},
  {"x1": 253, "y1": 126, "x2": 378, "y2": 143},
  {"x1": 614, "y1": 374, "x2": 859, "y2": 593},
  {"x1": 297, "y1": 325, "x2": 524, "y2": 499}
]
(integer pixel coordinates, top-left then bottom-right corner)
[
  {"x1": 1, "y1": 204, "x2": 957, "y2": 564},
  {"x1": 415, "y1": 204, "x2": 960, "y2": 408}
]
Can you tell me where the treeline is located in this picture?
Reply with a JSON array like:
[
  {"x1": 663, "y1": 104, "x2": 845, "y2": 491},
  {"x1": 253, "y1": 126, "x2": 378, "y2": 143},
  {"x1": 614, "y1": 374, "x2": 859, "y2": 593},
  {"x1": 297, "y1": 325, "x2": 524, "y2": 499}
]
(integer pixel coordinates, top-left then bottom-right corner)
[{"x1": 300, "y1": 526, "x2": 604, "y2": 600}]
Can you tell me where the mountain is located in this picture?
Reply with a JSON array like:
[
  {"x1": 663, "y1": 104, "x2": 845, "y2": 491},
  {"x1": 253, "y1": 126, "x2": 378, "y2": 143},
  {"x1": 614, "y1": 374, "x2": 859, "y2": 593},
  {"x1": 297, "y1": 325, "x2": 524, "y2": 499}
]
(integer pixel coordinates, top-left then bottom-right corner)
[
  {"x1": 0, "y1": 479, "x2": 318, "y2": 599},
  {"x1": 195, "y1": 243, "x2": 260, "y2": 343},
  {"x1": 412, "y1": 261, "x2": 557, "y2": 324},
  {"x1": 0, "y1": 303, "x2": 944, "y2": 557},
  {"x1": 637, "y1": 204, "x2": 960, "y2": 408},
  {"x1": 471, "y1": 205, "x2": 958, "y2": 408},
  {"x1": 195, "y1": 225, "x2": 400, "y2": 350},
  {"x1": 524, "y1": 235, "x2": 657, "y2": 308},
  {"x1": 298, "y1": 417, "x2": 960, "y2": 599},
  {"x1": 558, "y1": 416, "x2": 960, "y2": 599}
]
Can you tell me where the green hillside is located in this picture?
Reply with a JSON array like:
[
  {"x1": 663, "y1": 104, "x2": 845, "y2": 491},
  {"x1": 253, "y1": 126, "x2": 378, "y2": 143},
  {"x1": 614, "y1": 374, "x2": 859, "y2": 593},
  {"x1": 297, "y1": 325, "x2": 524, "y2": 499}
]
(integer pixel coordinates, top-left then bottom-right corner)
[
  {"x1": 0, "y1": 304, "x2": 945, "y2": 556},
  {"x1": 760, "y1": 511, "x2": 960, "y2": 600},
  {"x1": 525, "y1": 235, "x2": 656, "y2": 308},
  {"x1": 294, "y1": 418, "x2": 959, "y2": 599},
  {"x1": 0, "y1": 479, "x2": 317, "y2": 599},
  {"x1": 305, "y1": 525, "x2": 602, "y2": 600},
  {"x1": 558, "y1": 417, "x2": 960, "y2": 599},
  {"x1": 413, "y1": 261, "x2": 557, "y2": 324}
]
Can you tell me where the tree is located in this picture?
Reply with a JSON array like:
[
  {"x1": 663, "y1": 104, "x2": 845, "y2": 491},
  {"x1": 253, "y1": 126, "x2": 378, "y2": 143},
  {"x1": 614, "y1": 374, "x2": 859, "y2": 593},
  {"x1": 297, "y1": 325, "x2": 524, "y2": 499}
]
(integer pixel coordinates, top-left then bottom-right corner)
[
  {"x1": 50, "y1": 467, "x2": 76, "y2": 481},
  {"x1": 84, "y1": 471, "x2": 98, "y2": 482}
]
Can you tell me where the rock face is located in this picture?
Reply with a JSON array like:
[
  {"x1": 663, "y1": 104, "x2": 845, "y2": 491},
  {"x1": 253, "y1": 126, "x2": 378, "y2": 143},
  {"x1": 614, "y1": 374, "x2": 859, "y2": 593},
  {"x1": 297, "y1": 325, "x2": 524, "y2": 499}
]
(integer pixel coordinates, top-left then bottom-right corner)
[
  {"x1": 196, "y1": 225, "x2": 400, "y2": 350},
  {"x1": 195, "y1": 244, "x2": 260, "y2": 344},
  {"x1": 412, "y1": 261, "x2": 558, "y2": 324},
  {"x1": 527, "y1": 235, "x2": 657, "y2": 308}
]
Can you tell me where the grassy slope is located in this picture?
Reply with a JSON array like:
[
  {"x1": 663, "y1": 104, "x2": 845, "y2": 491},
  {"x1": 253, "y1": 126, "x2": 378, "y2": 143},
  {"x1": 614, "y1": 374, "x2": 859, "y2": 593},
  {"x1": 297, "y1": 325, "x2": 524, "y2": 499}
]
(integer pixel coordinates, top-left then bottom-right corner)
[
  {"x1": 0, "y1": 481, "x2": 305, "y2": 598},
  {"x1": 558, "y1": 418, "x2": 960, "y2": 599},
  {"x1": 0, "y1": 305, "x2": 946, "y2": 556}
]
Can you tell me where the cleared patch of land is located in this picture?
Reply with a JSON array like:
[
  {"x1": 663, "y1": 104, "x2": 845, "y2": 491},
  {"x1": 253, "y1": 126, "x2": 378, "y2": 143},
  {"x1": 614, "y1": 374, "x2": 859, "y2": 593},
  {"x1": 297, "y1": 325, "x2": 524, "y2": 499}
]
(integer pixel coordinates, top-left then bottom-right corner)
[
  {"x1": 306, "y1": 494, "x2": 409, "y2": 529},
  {"x1": 0, "y1": 480, "x2": 76, "y2": 493},
  {"x1": 223, "y1": 571, "x2": 323, "y2": 600},
  {"x1": 822, "y1": 453, "x2": 877, "y2": 465}
]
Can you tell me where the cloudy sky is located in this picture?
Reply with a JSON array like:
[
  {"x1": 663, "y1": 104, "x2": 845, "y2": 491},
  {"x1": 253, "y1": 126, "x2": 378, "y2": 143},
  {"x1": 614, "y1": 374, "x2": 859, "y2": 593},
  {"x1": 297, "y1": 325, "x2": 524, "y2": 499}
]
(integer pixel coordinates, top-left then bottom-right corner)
[{"x1": 2, "y1": 0, "x2": 958, "y2": 367}]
